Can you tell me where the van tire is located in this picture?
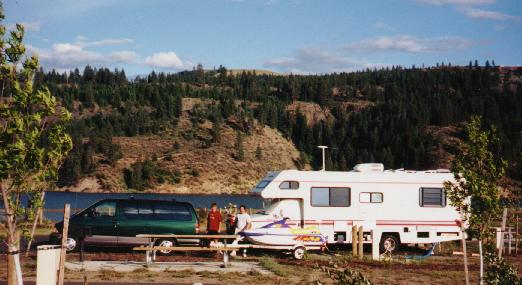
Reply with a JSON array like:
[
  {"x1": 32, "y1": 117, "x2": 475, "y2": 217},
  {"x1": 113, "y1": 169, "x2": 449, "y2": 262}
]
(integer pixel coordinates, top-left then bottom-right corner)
[
  {"x1": 64, "y1": 235, "x2": 79, "y2": 252},
  {"x1": 379, "y1": 234, "x2": 400, "y2": 254},
  {"x1": 155, "y1": 238, "x2": 177, "y2": 255}
]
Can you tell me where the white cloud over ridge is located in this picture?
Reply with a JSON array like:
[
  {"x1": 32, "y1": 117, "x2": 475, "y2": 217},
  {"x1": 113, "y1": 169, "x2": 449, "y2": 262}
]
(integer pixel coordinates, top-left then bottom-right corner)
[
  {"x1": 263, "y1": 47, "x2": 395, "y2": 74},
  {"x1": 344, "y1": 35, "x2": 473, "y2": 53},
  {"x1": 144, "y1": 52, "x2": 184, "y2": 69},
  {"x1": 264, "y1": 34, "x2": 475, "y2": 74},
  {"x1": 26, "y1": 36, "x2": 188, "y2": 71}
]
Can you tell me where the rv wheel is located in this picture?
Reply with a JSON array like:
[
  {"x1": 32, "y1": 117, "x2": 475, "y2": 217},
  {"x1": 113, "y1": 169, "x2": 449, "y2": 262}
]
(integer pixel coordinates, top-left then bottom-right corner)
[
  {"x1": 293, "y1": 246, "x2": 306, "y2": 260},
  {"x1": 155, "y1": 238, "x2": 177, "y2": 255},
  {"x1": 379, "y1": 234, "x2": 400, "y2": 253}
]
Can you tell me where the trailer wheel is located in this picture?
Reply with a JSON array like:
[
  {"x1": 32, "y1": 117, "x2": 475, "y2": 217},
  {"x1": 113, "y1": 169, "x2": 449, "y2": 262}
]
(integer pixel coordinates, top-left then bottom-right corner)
[
  {"x1": 155, "y1": 238, "x2": 177, "y2": 255},
  {"x1": 380, "y1": 234, "x2": 400, "y2": 253},
  {"x1": 293, "y1": 246, "x2": 306, "y2": 260}
]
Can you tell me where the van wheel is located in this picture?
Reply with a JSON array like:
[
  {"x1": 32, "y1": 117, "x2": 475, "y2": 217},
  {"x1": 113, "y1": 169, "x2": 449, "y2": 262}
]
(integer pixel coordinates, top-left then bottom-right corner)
[
  {"x1": 155, "y1": 238, "x2": 177, "y2": 255},
  {"x1": 64, "y1": 236, "x2": 78, "y2": 252},
  {"x1": 380, "y1": 234, "x2": 400, "y2": 254},
  {"x1": 293, "y1": 246, "x2": 306, "y2": 260}
]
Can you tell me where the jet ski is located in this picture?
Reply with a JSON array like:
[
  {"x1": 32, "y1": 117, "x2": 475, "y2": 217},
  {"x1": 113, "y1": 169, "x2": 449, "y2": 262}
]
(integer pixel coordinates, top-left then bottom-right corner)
[{"x1": 240, "y1": 218, "x2": 327, "y2": 246}]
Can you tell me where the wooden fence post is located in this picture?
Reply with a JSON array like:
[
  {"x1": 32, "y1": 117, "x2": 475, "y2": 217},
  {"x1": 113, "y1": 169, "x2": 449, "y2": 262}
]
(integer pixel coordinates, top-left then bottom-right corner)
[
  {"x1": 460, "y1": 219, "x2": 470, "y2": 285},
  {"x1": 515, "y1": 214, "x2": 520, "y2": 255},
  {"x1": 358, "y1": 226, "x2": 364, "y2": 260},
  {"x1": 57, "y1": 204, "x2": 70, "y2": 285},
  {"x1": 352, "y1": 226, "x2": 358, "y2": 257},
  {"x1": 499, "y1": 208, "x2": 507, "y2": 258}
]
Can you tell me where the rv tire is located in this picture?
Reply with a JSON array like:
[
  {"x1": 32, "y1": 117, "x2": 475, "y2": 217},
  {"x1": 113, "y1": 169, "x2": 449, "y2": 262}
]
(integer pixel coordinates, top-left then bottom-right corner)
[{"x1": 379, "y1": 234, "x2": 400, "y2": 253}]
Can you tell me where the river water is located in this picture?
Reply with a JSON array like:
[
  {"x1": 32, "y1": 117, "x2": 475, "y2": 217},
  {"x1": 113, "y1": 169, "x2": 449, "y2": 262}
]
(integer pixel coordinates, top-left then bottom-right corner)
[{"x1": 1, "y1": 191, "x2": 264, "y2": 221}]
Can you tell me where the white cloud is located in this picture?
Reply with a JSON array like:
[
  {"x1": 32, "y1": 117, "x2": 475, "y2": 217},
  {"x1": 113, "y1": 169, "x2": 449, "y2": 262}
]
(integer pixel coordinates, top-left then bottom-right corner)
[
  {"x1": 72, "y1": 36, "x2": 134, "y2": 47},
  {"x1": 463, "y1": 8, "x2": 520, "y2": 21},
  {"x1": 25, "y1": 36, "x2": 137, "y2": 70},
  {"x1": 264, "y1": 47, "x2": 370, "y2": 74},
  {"x1": 77, "y1": 37, "x2": 134, "y2": 47},
  {"x1": 416, "y1": 0, "x2": 519, "y2": 22},
  {"x1": 343, "y1": 35, "x2": 473, "y2": 53},
  {"x1": 6, "y1": 21, "x2": 41, "y2": 32},
  {"x1": 27, "y1": 36, "x2": 189, "y2": 72},
  {"x1": 144, "y1": 52, "x2": 184, "y2": 69}
]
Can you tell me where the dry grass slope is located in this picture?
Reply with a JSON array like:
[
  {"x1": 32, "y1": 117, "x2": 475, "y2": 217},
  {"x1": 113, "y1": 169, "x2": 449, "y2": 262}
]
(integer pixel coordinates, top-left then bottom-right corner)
[{"x1": 62, "y1": 98, "x2": 307, "y2": 194}]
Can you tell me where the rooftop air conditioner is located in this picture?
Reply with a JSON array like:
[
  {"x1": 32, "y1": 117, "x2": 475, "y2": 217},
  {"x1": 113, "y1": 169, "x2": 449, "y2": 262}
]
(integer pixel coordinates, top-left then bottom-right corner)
[{"x1": 353, "y1": 163, "x2": 384, "y2": 172}]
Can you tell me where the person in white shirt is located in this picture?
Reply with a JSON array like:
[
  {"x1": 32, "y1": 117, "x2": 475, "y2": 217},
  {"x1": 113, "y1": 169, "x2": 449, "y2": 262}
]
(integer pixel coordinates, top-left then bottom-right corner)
[{"x1": 234, "y1": 205, "x2": 251, "y2": 234}]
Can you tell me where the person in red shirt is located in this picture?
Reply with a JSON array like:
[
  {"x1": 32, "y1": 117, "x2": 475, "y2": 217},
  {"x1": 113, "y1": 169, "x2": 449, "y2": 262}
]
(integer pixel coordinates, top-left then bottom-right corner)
[{"x1": 207, "y1": 202, "x2": 222, "y2": 235}]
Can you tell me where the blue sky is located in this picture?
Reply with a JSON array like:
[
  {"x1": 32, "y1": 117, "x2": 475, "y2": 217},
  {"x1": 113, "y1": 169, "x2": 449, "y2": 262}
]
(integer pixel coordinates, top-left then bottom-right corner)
[{"x1": 5, "y1": 0, "x2": 522, "y2": 75}]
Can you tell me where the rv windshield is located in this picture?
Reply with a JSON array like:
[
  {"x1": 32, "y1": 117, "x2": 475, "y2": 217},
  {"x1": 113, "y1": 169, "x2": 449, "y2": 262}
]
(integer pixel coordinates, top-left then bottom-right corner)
[
  {"x1": 256, "y1": 199, "x2": 275, "y2": 215},
  {"x1": 256, "y1": 180, "x2": 270, "y2": 189},
  {"x1": 257, "y1": 199, "x2": 301, "y2": 220}
]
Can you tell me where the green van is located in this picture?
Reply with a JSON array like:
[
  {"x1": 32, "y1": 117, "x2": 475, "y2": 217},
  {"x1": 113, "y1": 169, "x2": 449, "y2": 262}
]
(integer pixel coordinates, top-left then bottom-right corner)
[{"x1": 50, "y1": 198, "x2": 200, "y2": 254}]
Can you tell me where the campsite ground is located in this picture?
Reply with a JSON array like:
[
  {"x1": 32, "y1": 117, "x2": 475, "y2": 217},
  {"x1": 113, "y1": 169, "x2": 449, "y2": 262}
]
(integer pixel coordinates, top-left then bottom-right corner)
[{"x1": 1, "y1": 232, "x2": 521, "y2": 284}]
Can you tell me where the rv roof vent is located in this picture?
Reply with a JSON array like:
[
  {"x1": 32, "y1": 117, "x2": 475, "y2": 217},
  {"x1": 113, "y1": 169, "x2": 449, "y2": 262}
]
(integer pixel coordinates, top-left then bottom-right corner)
[
  {"x1": 353, "y1": 163, "x2": 384, "y2": 172},
  {"x1": 436, "y1": 169, "x2": 451, "y2": 173}
]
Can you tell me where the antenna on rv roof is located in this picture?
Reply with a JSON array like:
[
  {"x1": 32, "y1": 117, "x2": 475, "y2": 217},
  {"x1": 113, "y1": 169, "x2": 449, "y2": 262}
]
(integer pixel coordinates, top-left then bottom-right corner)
[{"x1": 318, "y1": 146, "x2": 328, "y2": 171}]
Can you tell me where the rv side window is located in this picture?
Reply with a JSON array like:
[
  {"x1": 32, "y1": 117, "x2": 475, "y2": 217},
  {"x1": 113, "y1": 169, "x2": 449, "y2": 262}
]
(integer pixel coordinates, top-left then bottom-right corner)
[
  {"x1": 279, "y1": 181, "x2": 299, "y2": 190},
  {"x1": 359, "y1": 192, "x2": 383, "y2": 203},
  {"x1": 311, "y1": 187, "x2": 350, "y2": 207},
  {"x1": 419, "y1": 187, "x2": 446, "y2": 207}
]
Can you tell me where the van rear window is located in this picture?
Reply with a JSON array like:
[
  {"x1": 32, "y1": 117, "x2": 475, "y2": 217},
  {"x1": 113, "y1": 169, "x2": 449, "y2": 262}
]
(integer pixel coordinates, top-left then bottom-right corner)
[{"x1": 154, "y1": 204, "x2": 193, "y2": 221}]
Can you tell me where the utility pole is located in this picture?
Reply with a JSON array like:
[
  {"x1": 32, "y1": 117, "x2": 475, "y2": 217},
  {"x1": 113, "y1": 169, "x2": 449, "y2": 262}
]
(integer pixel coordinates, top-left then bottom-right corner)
[{"x1": 318, "y1": 146, "x2": 328, "y2": 171}]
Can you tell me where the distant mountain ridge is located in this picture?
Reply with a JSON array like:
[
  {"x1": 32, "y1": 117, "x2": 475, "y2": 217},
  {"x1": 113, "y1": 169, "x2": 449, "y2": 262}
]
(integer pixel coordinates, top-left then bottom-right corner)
[{"x1": 34, "y1": 63, "x2": 521, "y2": 195}]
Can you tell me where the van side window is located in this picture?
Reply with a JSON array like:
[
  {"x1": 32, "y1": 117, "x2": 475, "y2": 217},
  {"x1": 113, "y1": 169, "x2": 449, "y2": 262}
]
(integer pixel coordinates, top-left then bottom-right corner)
[
  {"x1": 419, "y1": 187, "x2": 446, "y2": 207},
  {"x1": 311, "y1": 187, "x2": 350, "y2": 207},
  {"x1": 154, "y1": 203, "x2": 192, "y2": 221},
  {"x1": 139, "y1": 203, "x2": 154, "y2": 217},
  {"x1": 94, "y1": 201, "x2": 117, "y2": 217},
  {"x1": 120, "y1": 201, "x2": 139, "y2": 219},
  {"x1": 360, "y1": 192, "x2": 383, "y2": 203},
  {"x1": 279, "y1": 181, "x2": 299, "y2": 190}
]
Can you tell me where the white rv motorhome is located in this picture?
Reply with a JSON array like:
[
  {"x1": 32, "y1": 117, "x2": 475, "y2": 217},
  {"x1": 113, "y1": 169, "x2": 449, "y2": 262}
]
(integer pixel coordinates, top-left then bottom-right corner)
[{"x1": 250, "y1": 163, "x2": 464, "y2": 252}]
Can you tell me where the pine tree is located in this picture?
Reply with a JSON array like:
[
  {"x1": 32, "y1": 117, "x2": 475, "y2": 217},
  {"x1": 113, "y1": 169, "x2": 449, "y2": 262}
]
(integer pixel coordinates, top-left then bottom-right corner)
[
  {"x1": 255, "y1": 145, "x2": 262, "y2": 160},
  {"x1": 211, "y1": 120, "x2": 221, "y2": 143},
  {"x1": 234, "y1": 131, "x2": 245, "y2": 161}
]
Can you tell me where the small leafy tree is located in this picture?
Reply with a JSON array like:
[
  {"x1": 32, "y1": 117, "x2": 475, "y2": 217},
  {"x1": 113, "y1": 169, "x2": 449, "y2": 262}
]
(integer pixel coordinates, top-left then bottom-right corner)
[
  {"x1": 444, "y1": 116, "x2": 507, "y2": 285},
  {"x1": 483, "y1": 252, "x2": 521, "y2": 285},
  {"x1": 0, "y1": 9, "x2": 73, "y2": 285}
]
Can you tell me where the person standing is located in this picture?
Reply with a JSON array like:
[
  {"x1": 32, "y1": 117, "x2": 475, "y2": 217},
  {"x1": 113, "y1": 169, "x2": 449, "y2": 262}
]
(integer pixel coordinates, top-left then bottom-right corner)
[
  {"x1": 207, "y1": 203, "x2": 222, "y2": 246},
  {"x1": 234, "y1": 205, "x2": 251, "y2": 234}
]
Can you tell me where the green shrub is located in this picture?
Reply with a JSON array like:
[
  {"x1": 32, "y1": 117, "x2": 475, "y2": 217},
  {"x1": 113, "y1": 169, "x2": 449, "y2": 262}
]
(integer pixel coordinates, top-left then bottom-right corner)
[
  {"x1": 317, "y1": 264, "x2": 372, "y2": 285},
  {"x1": 484, "y1": 253, "x2": 521, "y2": 285}
]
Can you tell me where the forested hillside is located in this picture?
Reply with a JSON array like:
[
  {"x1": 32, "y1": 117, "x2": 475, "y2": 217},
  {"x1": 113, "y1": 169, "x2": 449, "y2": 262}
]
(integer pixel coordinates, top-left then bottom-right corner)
[{"x1": 35, "y1": 62, "x2": 522, "y2": 193}]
